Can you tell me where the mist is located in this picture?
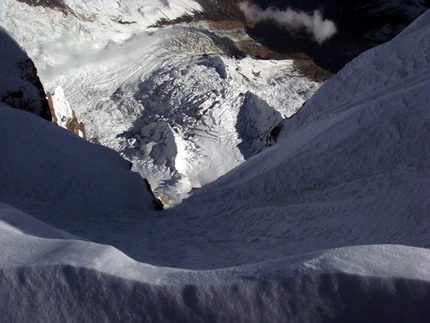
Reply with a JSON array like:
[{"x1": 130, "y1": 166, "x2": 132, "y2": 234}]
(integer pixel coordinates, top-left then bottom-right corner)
[
  {"x1": 239, "y1": 2, "x2": 337, "y2": 44},
  {"x1": 39, "y1": 30, "x2": 166, "y2": 83}
]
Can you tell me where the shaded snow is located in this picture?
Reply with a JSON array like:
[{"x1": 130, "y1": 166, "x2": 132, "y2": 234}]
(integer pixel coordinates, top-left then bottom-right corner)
[
  {"x1": 0, "y1": 104, "x2": 156, "y2": 238},
  {"x1": 0, "y1": 4, "x2": 429, "y2": 323},
  {"x1": 1, "y1": 201, "x2": 430, "y2": 322},
  {"x1": 0, "y1": 26, "x2": 50, "y2": 120}
]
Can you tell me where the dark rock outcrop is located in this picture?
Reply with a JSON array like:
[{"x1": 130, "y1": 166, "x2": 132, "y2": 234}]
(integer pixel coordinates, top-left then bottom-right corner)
[
  {"x1": 0, "y1": 26, "x2": 51, "y2": 121},
  {"x1": 16, "y1": 0, "x2": 69, "y2": 14}
]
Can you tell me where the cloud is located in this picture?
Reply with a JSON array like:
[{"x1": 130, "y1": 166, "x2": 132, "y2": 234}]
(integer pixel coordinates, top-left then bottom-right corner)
[
  {"x1": 39, "y1": 30, "x2": 166, "y2": 82},
  {"x1": 239, "y1": 2, "x2": 337, "y2": 44}
]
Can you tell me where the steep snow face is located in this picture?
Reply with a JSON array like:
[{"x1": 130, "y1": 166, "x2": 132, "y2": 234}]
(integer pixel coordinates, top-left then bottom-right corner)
[
  {"x1": 0, "y1": 26, "x2": 50, "y2": 120},
  {"x1": 0, "y1": 104, "x2": 156, "y2": 239},
  {"x1": 163, "y1": 8, "x2": 430, "y2": 268}
]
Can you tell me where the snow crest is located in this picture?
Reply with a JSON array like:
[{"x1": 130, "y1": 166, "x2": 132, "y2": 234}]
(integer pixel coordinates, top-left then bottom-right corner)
[{"x1": 0, "y1": 4, "x2": 429, "y2": 322}]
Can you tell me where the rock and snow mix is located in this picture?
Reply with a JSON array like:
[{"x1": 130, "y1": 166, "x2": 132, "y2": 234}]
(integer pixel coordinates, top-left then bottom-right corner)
[
  {"x1": 1, "y1": 0, "x2": 325, "y2": 205},
  {"x1": 110, "y1": 50, "x2": 321, "y2": 205},
  {"x1": 0, "y1": 1, "x2": 429, "y2": 322}
]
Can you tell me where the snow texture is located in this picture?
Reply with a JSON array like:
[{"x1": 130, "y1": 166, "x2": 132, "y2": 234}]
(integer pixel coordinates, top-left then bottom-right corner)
[{"x1": 0, "y1": 4, "x2": 429, "y2": 323}]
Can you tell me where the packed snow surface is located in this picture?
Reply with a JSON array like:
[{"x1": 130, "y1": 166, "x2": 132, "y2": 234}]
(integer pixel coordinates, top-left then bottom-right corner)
[{"x1": 0, "y1": 3, "x2": 429, "y2": 322}]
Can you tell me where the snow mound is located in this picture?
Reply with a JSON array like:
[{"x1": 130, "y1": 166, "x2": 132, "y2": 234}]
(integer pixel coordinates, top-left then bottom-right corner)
[
  {"x1": 1, "y1": 204, "x2": 429, "y2": 322},
  {"x1": 0, "y1": 104, "x2": 156, "y2": 237}
]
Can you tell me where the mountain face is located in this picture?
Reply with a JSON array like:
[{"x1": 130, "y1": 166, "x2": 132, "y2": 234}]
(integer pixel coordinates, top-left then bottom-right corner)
[
  {"x1": 0, "y1": 26, "x2": 51, "y2": 120},
  {"x1": 0, "y1": 6, "x2": 429, "y2": 322},
  {"x1": 16, "y1": 0, "x2": 69, "y2": 12},
  {"x1": 3, "y1": 1, "x2": 426, "y2": 205},
  {"x1": 0, "y1": 0, "x2": 327, "y2": 206}
]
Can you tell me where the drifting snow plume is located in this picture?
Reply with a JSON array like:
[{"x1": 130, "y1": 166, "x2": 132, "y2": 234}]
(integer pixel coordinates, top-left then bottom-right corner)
[{"x1": 239, "y1": 2, "x2": 337, "y2": 44}]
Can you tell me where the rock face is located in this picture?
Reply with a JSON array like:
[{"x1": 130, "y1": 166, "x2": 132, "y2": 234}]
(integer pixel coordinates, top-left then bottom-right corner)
[
  {"x1": 235, "y1": 92, "x2": 283, "y2": 159},
  {"x1": 0, "y1": 27, "x2": 51, "y2": 121},
  {"x1": 15, "y1": 0, "x2": 69, "y2": 14},
  {"x1": 0, "y1": 27, "x2": 87, "y2": 138},
  {"x1": 47, "y1": 87, "x2": 86, "y2": 139}
]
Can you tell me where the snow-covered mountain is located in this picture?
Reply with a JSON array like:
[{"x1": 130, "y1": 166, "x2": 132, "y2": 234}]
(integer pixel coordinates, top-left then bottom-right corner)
[
  {"x1": 0, "y1": 1, "x2": 429, "y2": 322},
  {"x1": 3, "y1": 0, "x2": 427, "y2": 205},
  {"x1": 1, "y1": 0, "x2": 329, "y2": 205}
]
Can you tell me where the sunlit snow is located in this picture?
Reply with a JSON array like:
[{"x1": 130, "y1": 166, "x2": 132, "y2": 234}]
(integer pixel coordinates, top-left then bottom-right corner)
[{"x1": 0, "y1": 1, "x2": 429, "y2": 322}]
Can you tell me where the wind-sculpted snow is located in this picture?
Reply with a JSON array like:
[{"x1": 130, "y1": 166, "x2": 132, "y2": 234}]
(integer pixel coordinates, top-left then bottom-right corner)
[
  {"x1": 1, "y1": 204, "x2": 430, "y2": 322},
  {"x1": 0, "y1": 4, "x2": 430, "y2": 322}
]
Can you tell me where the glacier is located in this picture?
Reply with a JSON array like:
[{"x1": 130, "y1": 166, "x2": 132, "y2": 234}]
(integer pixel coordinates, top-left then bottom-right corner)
[{"x1": 0, "y1": 0, "x2": 327, "y2": 205}]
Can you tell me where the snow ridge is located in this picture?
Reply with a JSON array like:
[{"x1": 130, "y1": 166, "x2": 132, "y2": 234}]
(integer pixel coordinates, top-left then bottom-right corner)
[{"x1": 0, "y1": 4, "x2": 429, "y2": 322}]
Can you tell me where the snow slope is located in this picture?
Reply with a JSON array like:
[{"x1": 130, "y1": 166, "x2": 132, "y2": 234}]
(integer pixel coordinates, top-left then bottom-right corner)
[
  {"x1": 1, "y1": 207, "x2": 429, "y2": 322},
  {"x1": 164, "y1": 8, "x2": 430, "y2": 268},
  {"x1": 0, "y1": 104, "x2": 157, "y2": 239},
  {"x1": 0, "y1": 5, "x2": 429, "y2": 323}
]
